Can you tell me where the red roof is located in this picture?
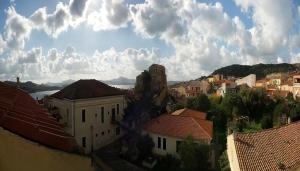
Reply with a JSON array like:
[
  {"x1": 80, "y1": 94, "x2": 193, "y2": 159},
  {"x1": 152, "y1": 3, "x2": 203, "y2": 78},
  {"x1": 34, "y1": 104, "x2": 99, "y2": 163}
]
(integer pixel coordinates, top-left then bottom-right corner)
[
  {"x1": 233, "y1": 121, "x2": 300, "y2": 171},
  {"x1": 0, "y1": 82, "x2": 76, "y2": 152},
  {"x1": 51, "y1": 79, "x2": 124, "y2": 100},
  {"x1": 143, "y1": 109, "x2": 213, "y2": 141}
]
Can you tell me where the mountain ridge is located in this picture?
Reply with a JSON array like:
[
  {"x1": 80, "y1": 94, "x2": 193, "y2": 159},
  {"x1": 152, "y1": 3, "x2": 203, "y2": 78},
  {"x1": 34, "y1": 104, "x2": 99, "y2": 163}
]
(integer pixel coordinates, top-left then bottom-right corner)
[{"x1": 211, "y1": 63, "x2": 300, "y2": 79}]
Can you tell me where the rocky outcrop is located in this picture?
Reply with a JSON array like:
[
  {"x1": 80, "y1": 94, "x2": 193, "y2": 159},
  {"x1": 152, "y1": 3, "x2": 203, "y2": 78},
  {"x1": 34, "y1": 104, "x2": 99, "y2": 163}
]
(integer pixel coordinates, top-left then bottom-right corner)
[{"x1": 135, "y1": 64, "x2": 168, "y2": 106}]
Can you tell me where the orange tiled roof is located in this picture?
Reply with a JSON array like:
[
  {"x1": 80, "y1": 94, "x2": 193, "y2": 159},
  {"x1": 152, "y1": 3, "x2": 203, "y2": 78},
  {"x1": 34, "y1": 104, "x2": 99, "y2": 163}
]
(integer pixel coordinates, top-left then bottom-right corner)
[
  {"x1": 171, "y1": 108, "x2": 207, "y2": 119},
  {"x1": 233, "y1": 121, "x2": 300, "y2": 171},
  {"x1": 0, "y1": 82, "x2": 76, "y2": 152},
  {"x1": 143, "y1": 109, "x2": 213, "y2": 141}
]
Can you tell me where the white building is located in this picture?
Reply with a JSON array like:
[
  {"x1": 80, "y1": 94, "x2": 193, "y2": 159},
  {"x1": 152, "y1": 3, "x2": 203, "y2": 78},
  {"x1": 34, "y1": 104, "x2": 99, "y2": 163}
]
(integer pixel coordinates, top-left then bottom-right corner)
[
  {"x1": 48, "y1": 79, "x2": 126, "y2": 153},
  {"x1": 293, "y1": 75, "x2": 300, "y2": 98},
  {"x1": 235, "y1": 74, "x2": 256, "y2": 87},
  {"x1": 218, "y1": 82, "x2": 237, "y2": 97},
  {"x1": 143, "y1": 108, "x2": 213, "y2": 157}
]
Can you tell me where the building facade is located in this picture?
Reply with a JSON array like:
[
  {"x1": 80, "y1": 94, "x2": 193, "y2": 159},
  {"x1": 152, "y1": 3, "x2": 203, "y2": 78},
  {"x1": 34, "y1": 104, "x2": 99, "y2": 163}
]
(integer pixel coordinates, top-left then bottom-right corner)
[
  {"x1": 235, "y1": 74, "x2": 256, "y2": 87},
  {"x1": 293, "y1": 75, "x2": 300, "y2": 98},
  {"x1": 48, "y1": 80, "x2": 126, "y2": 153},
  {"x1": 143, "y1": 108, "x2": 213, "y2": 157}
]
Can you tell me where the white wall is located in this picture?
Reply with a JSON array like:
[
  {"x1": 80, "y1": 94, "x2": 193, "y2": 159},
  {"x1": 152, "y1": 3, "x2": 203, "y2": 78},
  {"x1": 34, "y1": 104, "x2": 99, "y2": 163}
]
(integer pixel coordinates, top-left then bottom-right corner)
[
  {"x1": 144, "y1": 131, "x2": 210, "y2": 158},
  {"x1": 235, "y1": 74, "x2": 256, "y2": 88},
  {"x1": 227, "y1": 134, "x2": 241, "y2": 171}
]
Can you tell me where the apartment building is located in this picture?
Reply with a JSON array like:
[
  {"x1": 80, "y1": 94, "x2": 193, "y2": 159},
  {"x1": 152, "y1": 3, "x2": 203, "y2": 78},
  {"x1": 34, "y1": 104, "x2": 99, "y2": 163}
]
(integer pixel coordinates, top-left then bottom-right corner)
[{"x1": 48, "y1": 79, "x2": 126, "y2": 153}]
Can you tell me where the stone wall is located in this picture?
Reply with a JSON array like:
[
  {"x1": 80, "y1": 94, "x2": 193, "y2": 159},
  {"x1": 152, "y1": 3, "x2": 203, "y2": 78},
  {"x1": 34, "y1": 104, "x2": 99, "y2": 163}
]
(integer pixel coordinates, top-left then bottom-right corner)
[{"x1": 134, "y1": 64, "x2": 168, "y2": 106}]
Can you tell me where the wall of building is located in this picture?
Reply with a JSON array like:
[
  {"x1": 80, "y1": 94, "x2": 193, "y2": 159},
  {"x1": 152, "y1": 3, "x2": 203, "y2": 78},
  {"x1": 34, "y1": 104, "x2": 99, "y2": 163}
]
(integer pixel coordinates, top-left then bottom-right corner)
[
  {"x1": 0, "y1": 127, "x2": 94, "y2": 171},
  {"x1": 235, "y1": 74, "x2": 256, "y2": 87},
  {"x1": 227, "y1": 134, "x2": 241, "y2": 171},
  {"x1": 281, "y1": 84, "x2": 293, "y2": 92},
  {"x1": 49, "y1": 95, "x2": 125, "y2": 154},
  {"x1": 145, "y1": 132, "x2": 210, "y2": 158},
  {"x1": 48, "y1": 98, "x2": 74, "y2": 135}
]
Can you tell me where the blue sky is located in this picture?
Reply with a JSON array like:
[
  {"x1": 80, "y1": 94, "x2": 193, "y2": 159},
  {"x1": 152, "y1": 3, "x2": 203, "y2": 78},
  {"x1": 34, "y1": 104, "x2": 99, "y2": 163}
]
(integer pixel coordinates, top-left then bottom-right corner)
[{"x1": 0, "y1": 0, "x2": 299, "y2": 82}]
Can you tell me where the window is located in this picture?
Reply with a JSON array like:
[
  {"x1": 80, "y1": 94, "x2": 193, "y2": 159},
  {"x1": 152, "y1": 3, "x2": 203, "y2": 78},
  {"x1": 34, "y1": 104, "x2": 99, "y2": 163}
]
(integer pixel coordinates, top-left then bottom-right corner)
[
  {"x1": 102, "y1": 131, "x2": 105, "y2": 135},
  {"x1": 176, "y1": 141, "x2": 182, "y2": 152},
  {"x1": 116, "y1": 127, "x2": 120, "y2": 135},
  {"x1": 112, "y1": 108, "x2": 116, "y2": 122},
  {"x1": 101, "y1": 107, "x2": 104, "y2": 123},
  {"x1": 163, "y1": 138, "x2": 166, "y2": 150},
  {"x1": 95, "y1": 134, "x2": 98, "y2": 137},
  {"x1": 157, "y1": 137, "x2": 161, "y2": 149},
  {"x1": 82, "y1": 137, "x2": 86, "y2": 147},
  {"x1": 108, "y1": 129, "x2": 110, "y2": 134},
  {"x1": 117, "y1": 104, "x2": 119, "y2": 114},
  {"x1": 82, "y1": 109, "x2": 85, "y2": 122},
  {"x1": 95, "y1": 113, "x2": 97, "y2": 118}
]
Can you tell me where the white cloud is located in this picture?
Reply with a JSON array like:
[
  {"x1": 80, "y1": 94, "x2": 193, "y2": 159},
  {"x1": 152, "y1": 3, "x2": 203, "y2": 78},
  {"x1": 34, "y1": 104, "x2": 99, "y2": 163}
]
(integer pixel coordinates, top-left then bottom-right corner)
[
  {"x1": 234, "y1": 0, "x2": 293, "y2": 55},
  {"x1": 291, "y1": 53, "x2": 300, "y2": 64},
  {"x1": 130, "y1": 0, "x2": 183, "y2": 38},
  {"x1": 44, "y1": 2, "x2": 71, "y2": 38},
  {"x1": 0, "y1": 35, "x2": 6, "y2": 55},
  {"x1": 1, "y1": 0, "x2": 300, "y2": 82},
  {"x1": 4, "y1": 7, "x2": 32, "y2": 50},
  {"x1": 69, "y1": 0, "x2": 88, "y2": 17},
  {"x1": 87, "y1": 0, "x2": 130, "y2": 31},
  {"x1": 0, "y1": 46, "x2": 162, "y2": 82},
  {"x1": 18, "y1": 47, "x2": 42, "y2": 64}
]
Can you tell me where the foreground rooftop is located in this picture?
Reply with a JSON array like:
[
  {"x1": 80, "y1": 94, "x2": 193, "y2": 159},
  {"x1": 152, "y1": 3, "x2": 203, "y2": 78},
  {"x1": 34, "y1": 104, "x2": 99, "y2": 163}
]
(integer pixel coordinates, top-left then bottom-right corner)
[
  {"x1": 0, "y1": 81, "x2": 76, "y2": 152},
  {"x1": 228, "y1": 121, "x2": 300, "y2": 171}
]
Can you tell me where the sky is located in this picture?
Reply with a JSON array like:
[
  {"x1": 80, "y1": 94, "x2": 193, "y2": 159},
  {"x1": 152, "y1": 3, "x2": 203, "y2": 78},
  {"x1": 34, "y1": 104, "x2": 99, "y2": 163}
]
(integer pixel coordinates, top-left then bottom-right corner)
[{"x1": 0, "y1": 0, "x2": 300, "y2": 83}]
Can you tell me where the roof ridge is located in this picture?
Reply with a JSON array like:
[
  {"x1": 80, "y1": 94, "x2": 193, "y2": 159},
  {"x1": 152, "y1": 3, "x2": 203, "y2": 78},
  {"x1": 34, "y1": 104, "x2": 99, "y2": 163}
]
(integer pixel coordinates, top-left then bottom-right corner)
[
  {"x1": 191, "y1": 118, "x2": 212, "y2": 139},
  {"x1": 233, "y1": 120, "x2": 300, "y2": 136}
]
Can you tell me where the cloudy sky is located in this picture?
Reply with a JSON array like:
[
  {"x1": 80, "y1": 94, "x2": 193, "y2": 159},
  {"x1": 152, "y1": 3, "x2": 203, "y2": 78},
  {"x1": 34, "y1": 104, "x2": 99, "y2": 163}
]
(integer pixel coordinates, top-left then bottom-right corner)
[{"x1": 0, "y1": 0, "x2": 300, "y2": 83}]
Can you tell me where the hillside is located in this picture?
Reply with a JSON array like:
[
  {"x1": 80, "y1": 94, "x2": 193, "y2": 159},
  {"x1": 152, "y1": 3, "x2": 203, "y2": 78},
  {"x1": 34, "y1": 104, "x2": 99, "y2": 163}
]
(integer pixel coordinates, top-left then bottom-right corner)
[
  {"x1": 211, "y1": 63, "x2": 300, "y2": 79},
  {"x1": 4, "y1": 81, "x2": 61, "y2": 93}
]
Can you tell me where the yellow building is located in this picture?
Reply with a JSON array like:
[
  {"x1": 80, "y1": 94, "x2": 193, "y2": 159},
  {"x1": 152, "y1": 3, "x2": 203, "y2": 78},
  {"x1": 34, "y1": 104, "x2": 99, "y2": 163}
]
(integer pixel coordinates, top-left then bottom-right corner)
[{"x1": 48, "y1": 79, "x2": 126, "y2": 154}]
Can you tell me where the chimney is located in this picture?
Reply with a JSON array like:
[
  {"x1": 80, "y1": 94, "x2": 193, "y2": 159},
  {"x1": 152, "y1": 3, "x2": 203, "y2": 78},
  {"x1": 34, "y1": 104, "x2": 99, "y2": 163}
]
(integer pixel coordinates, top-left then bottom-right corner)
[{"x1": 16, "y1": 77, "x2": 20, "y2": 88}]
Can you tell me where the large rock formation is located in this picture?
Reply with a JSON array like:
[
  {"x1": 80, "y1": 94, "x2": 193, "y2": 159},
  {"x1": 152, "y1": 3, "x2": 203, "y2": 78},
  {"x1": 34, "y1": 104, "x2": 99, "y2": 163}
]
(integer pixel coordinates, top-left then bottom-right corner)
[{"x1": 135, "y1": 64, "x2": 168, "y2": 106}]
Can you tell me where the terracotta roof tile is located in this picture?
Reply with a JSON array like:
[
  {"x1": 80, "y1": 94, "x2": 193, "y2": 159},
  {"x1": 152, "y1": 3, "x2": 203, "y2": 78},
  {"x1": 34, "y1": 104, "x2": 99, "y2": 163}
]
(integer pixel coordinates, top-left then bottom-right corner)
[
  {"x1": 171, "y1": 108, "x2": 207, "y2": 120},
  {"x1": 0, "y1": 81, "x2": 76, "y2": 152},
  {"x1": 233, "y1": 121, "x2": 300, "y2": 171},
  {"x1": 143, "y1": 109, "x2": 213, "y2": 141}
]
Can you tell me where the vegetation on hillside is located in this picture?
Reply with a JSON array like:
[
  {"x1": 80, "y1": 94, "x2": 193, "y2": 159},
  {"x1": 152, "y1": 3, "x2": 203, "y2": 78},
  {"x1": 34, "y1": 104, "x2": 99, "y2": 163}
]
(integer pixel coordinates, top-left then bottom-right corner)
[
  {"x1": 4, "y1": 81, "x2": 61, "y2": 93},
  {"x1": 211, "y1": 63, "x2": 300, "y2": 79},
  {"x1": 183, "y1": 88, "x2": 300, "y2": 170}
]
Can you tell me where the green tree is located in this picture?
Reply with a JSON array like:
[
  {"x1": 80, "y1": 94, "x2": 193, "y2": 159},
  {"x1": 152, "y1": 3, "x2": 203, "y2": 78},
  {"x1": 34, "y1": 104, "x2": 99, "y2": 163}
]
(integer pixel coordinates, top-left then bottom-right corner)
[
  {"x1": 219, "y1": 151, "x2": 230, "y2": 171},
  {"x1": 208, "y1": 108, "x2": 228, "y2": 149},
  {"x1": 186, "y1": 94, "x2": 210, "y2": 112},
  {"x1": 153, "y1": 154, "x2": 182, "y2": 171},
  {"x1": 261, "y1": 115, "x2": 273, "y2": 129},
  {"x1": 136, "y1": 134, "x2": 154, "y2": 159},
  {"x1": 290, "y1": 104, "x2": 300, "y2": 122},
  {"x1": 175, "y1": 103, "x2": 185, "y2": 110},
  {"x1": 178, "y1": 136, "x2": 210, "y2": 171}
]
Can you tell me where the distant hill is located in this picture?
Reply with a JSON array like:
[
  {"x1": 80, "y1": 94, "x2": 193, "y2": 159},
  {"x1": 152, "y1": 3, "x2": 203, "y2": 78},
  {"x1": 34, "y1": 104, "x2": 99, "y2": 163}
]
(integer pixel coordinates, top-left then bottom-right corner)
[
  {"x1": 103, "y1": 77, "x2": 135, "y2": 85},
  {"x1": 4, "y1": 81, "x2": 61, "y2": 93},
  {"x1": 211, "y1": 63, "x2": 300, "y2": 79},
  {"x1": 46, "y1": 79, "x2": 76, "y2": 87}
]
